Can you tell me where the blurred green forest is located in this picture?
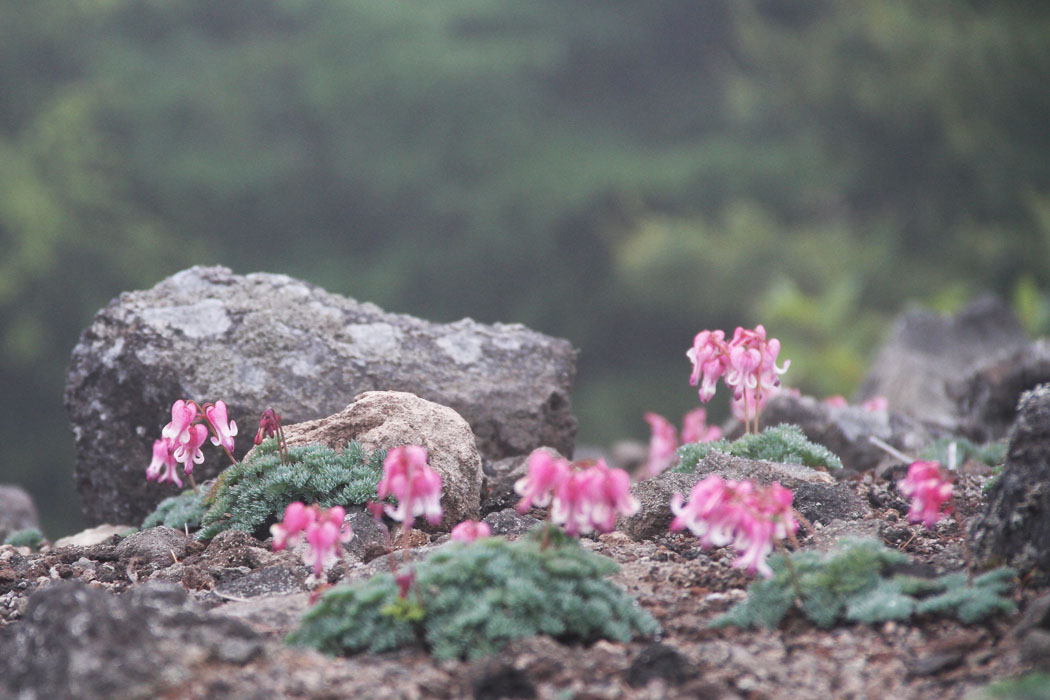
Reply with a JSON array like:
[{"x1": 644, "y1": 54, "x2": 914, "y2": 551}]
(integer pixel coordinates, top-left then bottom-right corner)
[{"x1": 3, "y1": 0, "x2": 1049, "y2": 536}]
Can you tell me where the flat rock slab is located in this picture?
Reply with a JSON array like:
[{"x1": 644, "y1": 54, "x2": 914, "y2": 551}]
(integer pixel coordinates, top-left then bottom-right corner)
[{"x1": 66, "y1": 265, "x2": 577, "y2": 526}]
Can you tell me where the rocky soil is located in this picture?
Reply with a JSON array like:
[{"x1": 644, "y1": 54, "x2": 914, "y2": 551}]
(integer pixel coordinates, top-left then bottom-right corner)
[{"x1": 1, "y1": 466, "x2": 1045, "y2": 700}]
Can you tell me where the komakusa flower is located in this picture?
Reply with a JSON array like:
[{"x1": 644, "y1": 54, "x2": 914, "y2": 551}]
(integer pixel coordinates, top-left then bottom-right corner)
[
  {"x1": 670, "y1": 475, "x2": 798, "y2": 578},
  {"x1": 377, "y1": 445, "x2": 443, "y2": 529},
  {"x1": 450, "y1": 520, "x2": 492, "y2": 543},
  {"x1": 146, "y1": 438, "x2": 182, "y2": 487},
  {"x1": 681, "y1": 407, "x2": 722, "y2": 444},
  {"x1": 204, "y1": 400, "x2": 237, "y2": 453},
  {"x1": 586, "y1": 459, "x2": 640, "y2": 533},
  {"x1": 644, "y1": 412, "x2": 679, "y2": 477},
  {"x1": 271, "y1": 502, "x2": 353, "y2": 578},
  {"x1": 897, "y1": 460, "x2": 953, "y2": 528},
  {"x1": 514, "y1": 449, "x2": 571, "y2": 511},
  {"x1": 687, "y1": 329, "x2": 728, "y2": 403},
  {"x1": 171, "y1": 423, "x2": 208, "y2": 475},
  {"x1": 162, "y1": 399, "x2": 199, "y2": 444}
]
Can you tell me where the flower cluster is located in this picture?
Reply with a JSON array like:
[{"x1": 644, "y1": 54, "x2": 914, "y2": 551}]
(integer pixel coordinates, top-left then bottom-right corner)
[
  {"x1": 644, "y1": 408, "x2": 723, "y2": 477},
  {"x1": 669, "y1": 475, "x2": 798, "y2": 578},
  {"x1": 450, "y1": 519, "x2": 492, "y2": 543},
  {"x1": 515, "y1": 450, "x2": 640, "y2": 536},
  {"x1": 687, "y1": 325, "x2": 789, "y2": 433},
  {"x1": 376, "y1": 445, "x2": 443, "y2": 529},
  {"x1": 897, "y1": 460, "x2": 953, "y2": 528},
  {"x1": 147, "y1": 399, "x2": 237, "y2": 488},
  {"x1": 823, "y1": 394, "x2": 889, "y2": 412},
  {"x1": 271, "y1": 502, "x2": 353, "y2": 577}
]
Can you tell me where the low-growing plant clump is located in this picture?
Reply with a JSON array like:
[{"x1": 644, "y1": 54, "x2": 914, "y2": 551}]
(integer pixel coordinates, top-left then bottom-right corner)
[
  {"x1": 3, "y1": 527, "x2": 45, "y2": 549},
  {"x1": 673, "y1": 423, "x2": 843, "y2": 473},
  {"x1": 712, "y1": 538, "x2": 1016, "y2": 630},
  {"x1": 195, "y1": 438, "x2": 385, "y2": 539},
  {"x1": 141, "y1": 489, "x2": 208, "y2": 531},
  {"x1": 289, "y1": 526, "x2": 659, "y2": 660}
]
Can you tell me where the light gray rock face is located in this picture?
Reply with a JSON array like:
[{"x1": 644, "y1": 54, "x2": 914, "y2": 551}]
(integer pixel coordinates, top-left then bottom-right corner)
[
  {"x1": 66, "y1": 266, "x2": 577, "y2": 526},
  {"x1": 278, "y1": 391, "x2": 484, "y2": 530},
  {"x1": 970, "y1": 383, "x2": 1050, "y2": 584},
  {"x1": 0, "y1": 485, "x2": 40, "y2": 542},
  {"x1": 855, "y1": 296, "x2": 1027, "y2": 431}
]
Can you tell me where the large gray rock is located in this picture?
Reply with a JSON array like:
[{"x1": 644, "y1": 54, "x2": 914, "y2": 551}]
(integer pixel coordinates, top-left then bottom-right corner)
[
  {"x1": 0, "y1": 581, "x2": 262, "y2": 700},
  {"x1": 855, "y1": 296, "x2": 1027, "y2": 431},
  {"x1": 66, "y1": 266, "x2": 577, "y2": 526},
  {"x1": 0, "y1": 485, "x2": 40, "y2": 542},
  {"x1": 951, "y1": 338, "x2": 1050, "y2": 442},
  {"x1": 970, "y1": 383, "x2": 1050, "y2": 584},
  {"x1": 277, "y1": 391, "x2": 483, "y2": 530}
]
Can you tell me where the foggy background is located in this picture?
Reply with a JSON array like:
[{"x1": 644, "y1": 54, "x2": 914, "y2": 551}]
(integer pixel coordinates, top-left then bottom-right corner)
[{"x1": 3, "y1": 1, "x2": 1048, "y2": 537}]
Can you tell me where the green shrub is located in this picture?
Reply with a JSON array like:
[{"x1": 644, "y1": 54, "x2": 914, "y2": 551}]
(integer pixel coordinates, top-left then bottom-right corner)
[
  {"x1": 196, "y1": 438, "x2": 385, "y2": 540},
  {"x1": 3, "y1": 527, "x2": 45, "y2": 549},
  {"x1": 712, "y1": 538, "x2": 1016, "y2": 630},
  {"x1": 970, "y1": 672, "x2": 1050, "y2": 700},
  {"x1": 289, "y1": 526, "x2": 660, "y2": 660},
  {"x1": 141, "y1": 489, "x2": 208, "y2": 531},
  {"x1": 673, "y1": 423, "x2": 843, "y2": 473}
]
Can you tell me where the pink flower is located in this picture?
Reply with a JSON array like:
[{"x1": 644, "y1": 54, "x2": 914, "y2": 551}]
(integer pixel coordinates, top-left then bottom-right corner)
[
  {"x1": 254, "y1": 408, "x2": 281, "y2": 445},
  {"x1": 146, "y1": 438, "x2": 182, "y2": 488},
  {"x1": 644, "y1": 412, "x2": 679, "y2": 477},
  {"x1": 687, "y1": 330, "x2": 728, "y2": 402},
  {"x1": 681, "y1": 407, "x2": 722, "y2": 444},
  {"x1": 377, "y1": 445, "x2": 443, "y2": 529},
  {"x1": 271, "y1": 502, "x2": 352, "y2": 578},
  {"x1": 204, "y1": 400, "x2": 237, "y2": 453},
  {"x1": 823, "y1": 395, "x2": 849, "y2": 408},
  {"x1": 450, "y1": 520, "x2": 492, "y2": 542},
  {"x1": 515, "y1": 450, "x2": 571, "y2": 511},
  {"x1": 162, "y1": 399, "x2": 199, "y2": 444},
  {"x1": 897, "y1": 461, "x2": 953, "y2": 528},
  {"x1": 723, "y1": 325, "x2": 789, "y2": 423},
  {"x1": 670, "y1": 475, "x2": 797, "y2": 577},
  {"x1": 550, "y1": 467, "x2": 601, "y2": 536},
  {"x1": 862, "y1": 396, "x2": 889, "y2": 412},
  {"x1": 587, "y1": 459, "x2": 641, "y2": 532},
  {"x1": 172, "y1": 423, "x2": 208, "y2": 475}
]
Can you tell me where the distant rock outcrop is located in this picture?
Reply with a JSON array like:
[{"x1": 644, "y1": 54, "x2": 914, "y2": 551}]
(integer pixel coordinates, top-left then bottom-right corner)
[{"x1": 65, "y1": 266, "x2": 577, "y2": 526}]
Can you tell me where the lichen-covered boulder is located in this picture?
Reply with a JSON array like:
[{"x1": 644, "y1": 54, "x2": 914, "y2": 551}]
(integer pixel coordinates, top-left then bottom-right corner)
[
  {"x1": 970, "y1": 383, "x2": 1050, "y2": 584},
  {"x1": 276, "y1": 391, "x2": 483, "y2": 530},
  {"x1": 65, "y1": 266, "x2": 577, "y2": 526}
]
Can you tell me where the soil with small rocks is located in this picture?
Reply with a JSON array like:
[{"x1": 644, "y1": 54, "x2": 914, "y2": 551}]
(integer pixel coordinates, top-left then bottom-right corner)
[{"x1": 0, "y1": 470, "x2": 1044, "y2": 700}]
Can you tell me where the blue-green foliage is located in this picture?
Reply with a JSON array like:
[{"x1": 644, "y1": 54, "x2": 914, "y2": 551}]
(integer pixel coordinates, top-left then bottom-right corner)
[
  {"x1": 289, "y1": 526, "x2": 660, "y2": 660},
  {"x1": 918, "y1": 437, "x2": 1007, "y2": 469},
  {"x1": 712, "y1": 539, "x2": 1016, "y2": 630},
  {"x1": 141, "y1": 489, "x2": 207, "y2": 531},
  {"x1": 673, "y1": 423, "x2": 843, "y2": 473},
  {"x1": 972, "y1": 672, "x2": 1050, "y2": 700},
  {"x1": 196, "y1": 439, "x2": 385, "y2": 540},
  {"x1": 3, "y1": 527, "x2": 45, "y2": 549}
]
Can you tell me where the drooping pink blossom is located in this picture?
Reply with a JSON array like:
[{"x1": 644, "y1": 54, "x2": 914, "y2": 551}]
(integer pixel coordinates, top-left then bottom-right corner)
[
  {"x1": 271, "y1": 502, "x2": 352, "y2": 578},
  {"x1": 587, "y1": 459, "x2": 641, "y2": 533},
  {"x1": 514, "y1": 450, "x2": 571, "y2": 511},
  {"x1": 862, "y1": 396, "x2": 889, "y2": 412},
  {"x1": 549, "y1": 467, "x2": 602, "y2": 536},
  {"x1": 377, "y1": 445, "x2": 443, "y2": 529},
  {"x1": 162, "y1": 399, "x2": 199, "y2": 444},
  {"x1": 670, "y1": 475, "x2": 797, "y2": 577},
  {"x1": 644, "y1": 412, "x2": 679, "y2": 477},
  {"x1": 450, "y1": 520, "x2": 492, "y2": 543},
  {"x1": 723, "y1": 325, "x2": 789, "y2": 426},
  {"x1": 254, "y1": 408, "x2": 282, "y2": 445},
  {"x1": 897, "y1": 460, "x2": 953, "y2": 528},
  {"x1": 204, "y1": 400, "x2": 238, "y2": 453},
  {"x1": 823, "y1": 395, "x2": 849, "y2": 408},
  {"x1": 687, "y1": 330, "x2": 729, "y2": 403},
  {"x1": 147, "y1": 438, "x2": 182, "y2": 487},
  {"x1": 681, "y1": 407, "x2": 722, "y2": 444},
  {"x1": 172, "y1": 423, "x2": 209, "y2": 475}
]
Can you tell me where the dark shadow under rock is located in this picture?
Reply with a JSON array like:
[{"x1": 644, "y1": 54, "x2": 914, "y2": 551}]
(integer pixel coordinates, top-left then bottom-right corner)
[
  {"x1": 470, "y1": 659, "x2": 537, "y2": 700},
  {"x1": 970, "y1": 383, "x2": 1050, "y2": 584},
  {"x1": 626, "y1": 642, "x2": 695, "y2": 688},
  {"x1": 791, "y1": 483, "x2": 873, "y2": 527},
  {"x1": 482, "y1": 455, "x2": 529, "y2": 515}
]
